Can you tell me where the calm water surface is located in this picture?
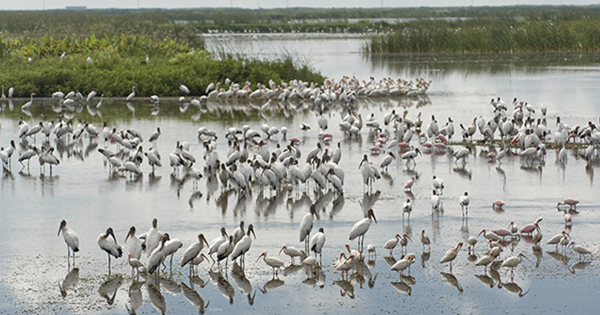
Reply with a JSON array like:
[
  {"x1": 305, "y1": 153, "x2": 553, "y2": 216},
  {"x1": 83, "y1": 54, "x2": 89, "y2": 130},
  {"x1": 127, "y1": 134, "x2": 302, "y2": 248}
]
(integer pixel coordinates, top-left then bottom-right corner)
[{"x1": 0, "y1": 36, "x2": 599, "y2": 314}]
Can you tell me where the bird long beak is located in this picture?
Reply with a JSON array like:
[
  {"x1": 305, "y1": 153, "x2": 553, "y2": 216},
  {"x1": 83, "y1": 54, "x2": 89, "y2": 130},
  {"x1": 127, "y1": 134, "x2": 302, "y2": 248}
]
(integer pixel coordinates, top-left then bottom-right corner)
[
  {"x1": 256, "y1": 253, "x2": 265, "y2": 263},
  {"x1": 279, "y1": 246, "x2": 286, "y2": 255},
  {"x1": 58, "y1": 221, "x2": 66, "y2": 236},
  {"x1": 405, "y1": 235, "x2": 412, "y2": 241},
  {"x1": 202, "y1": 235, "x2": 210, "y2": 247},
  {"x1": 109, "y1": 229, "x2": 118, "y2": 244},
  {"x1": 125, "y1": 228, "x2": 133, "y2": 243},
  {"x1": 251, "y1": 227, "x2": 257, "y2": 240},
  {"x1": 371, "y1": 212, "x2": 377, "y2": 224}
]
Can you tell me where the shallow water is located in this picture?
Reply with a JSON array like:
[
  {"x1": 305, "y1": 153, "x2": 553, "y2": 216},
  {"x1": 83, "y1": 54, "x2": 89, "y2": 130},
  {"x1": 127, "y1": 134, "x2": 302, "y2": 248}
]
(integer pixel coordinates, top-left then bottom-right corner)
[{"x1": 1, "y1": 37, "x2": 600, "y2": 314}]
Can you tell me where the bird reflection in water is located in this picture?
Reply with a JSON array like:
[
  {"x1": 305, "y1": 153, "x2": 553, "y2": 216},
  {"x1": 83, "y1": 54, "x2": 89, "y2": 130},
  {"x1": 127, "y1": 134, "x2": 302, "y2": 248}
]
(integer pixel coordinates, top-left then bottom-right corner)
[
  {"x1": 440, "y1": 272, "x2": 463, "y2": 293},
  {"x1": 209, "y1": 269, "x2": 235, "y2": 304},
  {"x1": 126, "y1": 281, "x2": 143, "y2": 315},
  {"x1": 58, "y1": 267, "x2": 79, "y2": 298},
  {"x1": 231, "y1": 262, "x2": 255, "y2": 305},
  {"x1": 147, "y1": 282, "x2": 166, "y2": 314},
  {"x1": 98, "y1": 275, "x2": 123, "y2": 305},
  {"x1": 421, "y1": 251, "x2": 430, "y2": 269},
  {"x1": 391, "y1": 281, "x2": 412, "y2": 296},
  {"x1": 181, "y1": 282, "x2": 210, "y2": 314},
  {"x1": 332, "y1": 279, "x2": 354, "y2": 299},
  {"x1": 258, "y1": 278, "x2": 285, "y2": 295},
  {"x1": 474, "y1": 274, "x2": 495, "y2": 288},
  {"x1": 570, "y1": 261, "x2": 591, "y2": 274},
  {"x1": 160, "y1": 277, "x2": 182, "y2": 296},
  {"x1": 501, "y1": 280, "x2": 530, "y2": 297}
]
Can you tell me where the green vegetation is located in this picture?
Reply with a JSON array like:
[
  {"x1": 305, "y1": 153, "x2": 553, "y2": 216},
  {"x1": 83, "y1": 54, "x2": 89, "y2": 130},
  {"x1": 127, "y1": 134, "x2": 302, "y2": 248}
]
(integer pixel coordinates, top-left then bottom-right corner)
[
  {"x1": 0, "y1": 10, "x2": 323, "y2": 97},
  {"x1": 366, "y1": 18, "x2": 600, "y2": 53}
]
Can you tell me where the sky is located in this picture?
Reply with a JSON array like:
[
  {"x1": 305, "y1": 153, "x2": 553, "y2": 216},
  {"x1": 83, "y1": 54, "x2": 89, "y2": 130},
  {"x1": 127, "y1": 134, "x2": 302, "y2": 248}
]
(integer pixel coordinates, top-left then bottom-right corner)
[{"x1": 0, "y1": 0, "x2": 598, "y2": 11}]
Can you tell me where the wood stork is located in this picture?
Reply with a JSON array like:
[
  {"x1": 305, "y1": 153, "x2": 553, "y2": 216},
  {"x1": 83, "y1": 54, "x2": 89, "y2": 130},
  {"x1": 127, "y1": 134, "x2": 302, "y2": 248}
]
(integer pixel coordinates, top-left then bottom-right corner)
[
  {"x1": 402, "y1": 199, "x2": 412, "y2": 220},
  {"x1": 432, "y1": 175, "x2": 444, "y2": 195},
  {"x1": 420, "y1": 230, "x2": 431, "y2": 251},
  {"x1": 309, "y1": 227, "x2": 326, "y2": 264},
  {"x1": 217, "y1": 235, "x2": 234, "y2": 270},
  {"x1": 230, "y1": 224, "x2": 256, "y2": 268},
  {"x1": 180, "y1": 233, "x2": 210, "y2": 275},
  {"x1": 58, "y1": 220, "x2": 79, "y2": 265},
  {"x1": 257, "y1": 252, "x2": 285, "y2": 277},
  {"x1": 459, "y1": 191, "x2": 470, "y2": 217},
  {"x1": 148, "y1": 235, "x2": 169, "y2": 275},
  {"x1": 208, "y1": 227, "x2": 228, "y2": 260},
  {"x1": 97, "y1": 227, "x2": 123, "y2": 275},
  {"x1": 299, "y1": 205, "x2": 316, "y2": 254},
  {"x1": 162, "y1": 233, "x2": 183, "y2": 271},
  {"x1": 143, "y1": 218, "x2": 162, "y2": 258},
  {"x1": 439, "y1": 242, "x2": 463, "y2": 272},
  {"x1": 348, "y1": 208, "x2": 377, "y2": 251},
  {"x1": 124, "y1": 226, "x2": 143, "y2": 260},
  {"x1": 232, "y1": 221, "x2": 246, "y2": 245}
]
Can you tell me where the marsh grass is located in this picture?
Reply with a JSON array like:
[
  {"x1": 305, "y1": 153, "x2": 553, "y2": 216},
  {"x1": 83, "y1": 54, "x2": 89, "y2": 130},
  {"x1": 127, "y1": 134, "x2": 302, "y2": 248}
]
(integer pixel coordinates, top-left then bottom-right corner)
[{"x1": 366, "y1": 19, "x2": 600, "y2": 53}]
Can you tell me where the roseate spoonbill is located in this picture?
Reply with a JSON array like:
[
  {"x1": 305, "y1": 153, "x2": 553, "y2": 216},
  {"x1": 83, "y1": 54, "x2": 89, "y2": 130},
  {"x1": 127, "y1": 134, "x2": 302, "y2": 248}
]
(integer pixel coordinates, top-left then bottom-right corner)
[{"x1": 520, "y1": 218, "x2": 543, "y2": 236}]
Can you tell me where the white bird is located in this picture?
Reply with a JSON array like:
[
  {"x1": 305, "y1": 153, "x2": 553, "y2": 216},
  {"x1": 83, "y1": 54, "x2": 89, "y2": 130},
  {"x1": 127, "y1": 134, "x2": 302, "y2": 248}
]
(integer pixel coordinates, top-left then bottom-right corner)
[
  {"x1": 474, "y1": 253, "x2": 495, "y2": 271},
  {"x1": 257, "y1": 252, "x2": 285, "y2": 277},
  {"x1": 402, "y1": 199, "x2": 412, "y2": 219},
  {"x1": 87, "y1": 90, "x2": 97, "y2": 102},
  {"x1": 502, "y1": 253, "x2": 528, "y2": 275},
  {"x1": 420, "y1": 229, "x2": 431, "y2": 251},
  {"x1": 431, "y1": 190, "x2": 442, "y2": 213},
  {"x1": 86, "y1": 56, "x2": 93, "y2": 64},
  {"x1": 348, "y1": 208, "x2": 377, "y2": 250},
  {"x1": 128, "y1": 254, "x2": 145, "y2": 278},
  {"x1": 148, "y1": 127, "x2": 161, "y2": 145},
  {"x1": 432, "y1": 175, "x2": 444, "y2": 195},
  {"x1": 162, "y1": 233, "x2": 183, "y2": 269},
  {"x1": 21, "y1": 93, "x2": 35, "y2": 110},
  {"x1": 143, "y1": 218, "x2": 162, "y2": 258},
  {"x1": 230, "y1": 224, "x2": 256, "y2": 267},
  {"x1": 390, "y1": 253, "x2": 416, "y2": 276},
  {"x1": 57, "y1": 220, "x2": 79, "y2": 264},
  {"x1": 309, "y1": 227, "x2": 326, "y2": 263},
  {"x1": 97, "y1": 227, "x2": 123, "y2": 274},
  {"x1": 333, "y1": 252, "x2": 354, "y2": 279},
  {"x1": 180, "y1": 84, "x2": 190, "y2": 95},
  {"x1": 216, "y1": 235, "x2": 234, "y2": 269},
  {"x1": 279, "y1": 245, "x2": 304, "y2": 264},
  {"x1": 459, "y1": 191, "x2": 470, "y2": 217},
  {"x1": 232, "y1": 221, "x2": 246, "y2": 245},
  {"x1": 208, "y1": 227, "x2": 228, "y2": 259},
  {"x1": 299, "y1": 205, "x2": 316, "y2": 253},
  {"x1": 126, "y1": 86, "x2": 136, "y2": 101},
  {"x1": 180, "y1": 233, "x2": 209, "y2": 270},
  {"x1": 383, "y1": 234, "x2": 402, "y2": 255},
  {"x1": 568, "y1": 241, "x2": 591, "y2": 259},
  {"x1": 148, "y1": 235, "x2": 169, "y2": 275},
  {"x1": 124, "y1": 226, "x2": 143, "y2": 261},
  {"x1": 440, "y1": 242, "x2": 463, "y2": 272},
  {"x1": 380, "y1": 152, "x2": 395, "y2": 172}
]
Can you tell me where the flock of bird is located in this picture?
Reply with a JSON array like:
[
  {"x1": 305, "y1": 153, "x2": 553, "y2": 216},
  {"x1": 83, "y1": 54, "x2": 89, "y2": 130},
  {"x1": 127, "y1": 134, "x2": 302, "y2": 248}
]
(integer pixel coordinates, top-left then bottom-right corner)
[{"x1": 1, "y1": 79, "x2": 598, "y2": 310}]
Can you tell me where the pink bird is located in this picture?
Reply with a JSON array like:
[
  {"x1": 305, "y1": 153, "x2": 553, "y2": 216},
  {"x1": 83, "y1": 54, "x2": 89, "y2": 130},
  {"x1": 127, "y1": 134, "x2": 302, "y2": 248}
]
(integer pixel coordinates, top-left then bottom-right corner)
[
  {"x1": 437, "y1": 134, "x2": 448, "y2": 144},
  {"x1": 398, "y1": 142, "x2": 410, "y2": 150},
  {"x1": 492, "y1": 200, "x2": 505, "y2": 211},
  {"x1": 564, "y1": 212, "x2": 572, "y2": 226},
  {"x1": 557, "y1": 198, "x2": 579, "y2": 210},
  {"x1": 520, "y1": 218, "x2": 543, "y2": 236},
  {"x1": 404, "y1": 177, "x2": 415, "y2": 191}
]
